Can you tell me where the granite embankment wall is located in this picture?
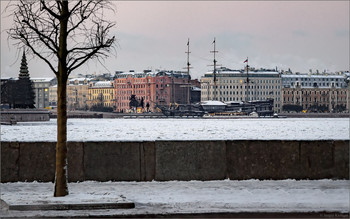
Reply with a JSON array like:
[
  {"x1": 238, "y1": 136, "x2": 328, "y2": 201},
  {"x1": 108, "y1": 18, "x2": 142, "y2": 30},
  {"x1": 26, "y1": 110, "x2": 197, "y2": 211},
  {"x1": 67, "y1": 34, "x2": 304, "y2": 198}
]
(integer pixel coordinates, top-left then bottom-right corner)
[
  {"x1": 1, "y1": 140, "x2": 348, "y2": 182},
  {"x1": 0, "y1": 109, "x2": 50, "y2": 122}
]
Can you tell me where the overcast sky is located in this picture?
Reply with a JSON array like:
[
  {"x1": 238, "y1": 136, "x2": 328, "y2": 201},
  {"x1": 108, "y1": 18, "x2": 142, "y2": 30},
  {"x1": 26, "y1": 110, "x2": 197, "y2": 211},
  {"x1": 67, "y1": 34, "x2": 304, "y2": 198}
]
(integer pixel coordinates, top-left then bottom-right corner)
[{"x1": 1, "y1": 1, "x2": 349, "y2": 79}]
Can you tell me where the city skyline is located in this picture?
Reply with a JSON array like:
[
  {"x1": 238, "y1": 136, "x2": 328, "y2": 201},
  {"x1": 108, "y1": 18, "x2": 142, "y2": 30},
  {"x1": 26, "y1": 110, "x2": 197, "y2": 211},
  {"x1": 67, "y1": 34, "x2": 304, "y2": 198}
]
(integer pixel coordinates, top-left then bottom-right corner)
[{"x1": 1, "y1": 1, "x2": 349, "y2": 79}]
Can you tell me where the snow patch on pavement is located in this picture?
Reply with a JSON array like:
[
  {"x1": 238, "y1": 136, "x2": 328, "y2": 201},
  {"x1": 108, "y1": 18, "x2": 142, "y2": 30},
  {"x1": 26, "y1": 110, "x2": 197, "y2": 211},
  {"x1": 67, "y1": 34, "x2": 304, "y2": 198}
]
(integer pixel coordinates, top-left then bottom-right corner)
[{"x1": 1, "y1": 180, "x2": 348, "y2": 215}]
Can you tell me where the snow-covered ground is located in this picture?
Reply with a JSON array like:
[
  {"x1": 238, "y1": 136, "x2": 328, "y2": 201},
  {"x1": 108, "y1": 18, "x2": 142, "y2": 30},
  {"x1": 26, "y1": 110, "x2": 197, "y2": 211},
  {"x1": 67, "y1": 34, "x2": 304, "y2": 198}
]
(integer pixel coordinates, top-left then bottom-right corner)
[
  {"x1": 1, "y1": 119, "x2": 349, "y2": 217},
  {"x1": 1, "y1": 118, "x2": 349, "y2": 141},
  {"x1": 0, "y1": 180, "x2": 348, "y2": 217}
]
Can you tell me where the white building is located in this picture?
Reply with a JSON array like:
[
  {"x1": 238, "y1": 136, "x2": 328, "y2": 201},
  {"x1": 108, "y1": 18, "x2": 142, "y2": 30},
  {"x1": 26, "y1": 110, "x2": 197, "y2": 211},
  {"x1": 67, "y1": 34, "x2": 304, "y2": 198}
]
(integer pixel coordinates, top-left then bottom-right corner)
[
  {"x1": 31, "y1": 77, "x2": 56, "y2": 109},
  {"x1": 200, "y1": 67, "x2": 282, "y2": 112},
  {"x1": 281, "y1": 73, "x2": 348, "y2": 88}
]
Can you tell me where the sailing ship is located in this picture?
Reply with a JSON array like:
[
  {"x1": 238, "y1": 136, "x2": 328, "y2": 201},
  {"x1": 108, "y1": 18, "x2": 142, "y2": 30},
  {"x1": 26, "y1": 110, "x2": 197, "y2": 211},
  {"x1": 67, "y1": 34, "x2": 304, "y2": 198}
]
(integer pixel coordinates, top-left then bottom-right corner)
[
  {"x1": 159, "y1": 38, "x2": 275, "y2": 118},
  {"x1": 158, "y1": 99, "x2": 274, "y2": 117}
]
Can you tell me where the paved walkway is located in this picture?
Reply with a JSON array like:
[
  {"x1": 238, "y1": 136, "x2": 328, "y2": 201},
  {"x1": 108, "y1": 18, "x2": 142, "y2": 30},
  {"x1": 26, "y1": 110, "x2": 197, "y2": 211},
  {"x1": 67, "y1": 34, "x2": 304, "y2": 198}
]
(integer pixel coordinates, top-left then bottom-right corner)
[{"x1": 0, "y1": 180, "x2": 349, "y2": 218}]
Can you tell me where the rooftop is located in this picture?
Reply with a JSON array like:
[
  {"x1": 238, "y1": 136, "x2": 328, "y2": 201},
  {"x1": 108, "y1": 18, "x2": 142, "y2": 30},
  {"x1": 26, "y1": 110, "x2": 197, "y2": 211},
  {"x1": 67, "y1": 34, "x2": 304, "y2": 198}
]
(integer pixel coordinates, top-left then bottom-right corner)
[
  {"x1": 92, "y1": 81, "x2": 113, "y2": 87},
  {"x1": 115, "y1": 70, "x2": 190, "y2": 79},
  {"x1": 281, "y1": 74, "x2": 346, "y2": 79},
  {"x1": 31, "y1": 77, "x2": 56, "y2": 82},
  {"x1": 69, "y1": 78, "x2": 91, "y2": 82}
]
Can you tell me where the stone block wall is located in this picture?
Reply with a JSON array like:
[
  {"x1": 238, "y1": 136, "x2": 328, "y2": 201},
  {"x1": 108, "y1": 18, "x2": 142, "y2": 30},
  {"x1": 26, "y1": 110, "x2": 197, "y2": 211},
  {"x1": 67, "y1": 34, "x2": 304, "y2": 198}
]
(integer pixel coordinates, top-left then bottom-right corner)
[
  {"x1": 1, "y1": 140, "x2": 348, "y2": 182},
  {"x1": 0, "y1": 109, "x2": 50, "y2": 122}
]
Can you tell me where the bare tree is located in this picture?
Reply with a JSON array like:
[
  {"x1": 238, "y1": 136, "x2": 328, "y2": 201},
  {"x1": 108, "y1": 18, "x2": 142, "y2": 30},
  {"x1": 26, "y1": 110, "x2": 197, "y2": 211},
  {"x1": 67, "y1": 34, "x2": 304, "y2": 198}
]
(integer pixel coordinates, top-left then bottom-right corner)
[{"x1": 7, "y1": 0, "x2": 116, "y2": 197}]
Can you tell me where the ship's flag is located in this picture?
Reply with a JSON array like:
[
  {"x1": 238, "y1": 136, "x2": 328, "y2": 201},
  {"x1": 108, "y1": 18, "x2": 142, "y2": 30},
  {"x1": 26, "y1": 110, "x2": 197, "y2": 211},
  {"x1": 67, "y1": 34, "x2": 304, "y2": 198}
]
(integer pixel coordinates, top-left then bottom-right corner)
[
  {"x1": 212, "y1": 38, "x2": 215, "y2": 44},
  {"x1": 187, "y1": 39, "x2": 189, "y2": 46},
  {"x1": 244, "y1": 58, "x2": 248, "y2": 63}
]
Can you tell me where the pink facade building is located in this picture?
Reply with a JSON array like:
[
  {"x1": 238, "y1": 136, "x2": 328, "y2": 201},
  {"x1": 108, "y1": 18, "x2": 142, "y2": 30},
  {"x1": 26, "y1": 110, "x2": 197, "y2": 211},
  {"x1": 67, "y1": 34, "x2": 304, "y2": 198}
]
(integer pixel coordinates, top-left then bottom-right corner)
[{"x1": 114, "y1": 70, "x2": 191, "y2": 112}]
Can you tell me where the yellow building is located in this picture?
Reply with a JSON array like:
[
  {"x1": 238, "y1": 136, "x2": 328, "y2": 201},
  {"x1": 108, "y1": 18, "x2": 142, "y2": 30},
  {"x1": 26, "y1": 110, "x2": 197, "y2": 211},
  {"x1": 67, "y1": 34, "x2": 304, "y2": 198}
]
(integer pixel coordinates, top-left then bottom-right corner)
[
  {"x1": 67, "y1": 84, "x2": 89, "y2": 110},
  {"x1": 65, "y1": 78, "x2": 90, "y2": 110},
  {"x1": 49, "y1": 85, "x2": 57, "y2": 107},
  {"x1": 88, "y1": 81, "x2": 114, "y2": 109}
]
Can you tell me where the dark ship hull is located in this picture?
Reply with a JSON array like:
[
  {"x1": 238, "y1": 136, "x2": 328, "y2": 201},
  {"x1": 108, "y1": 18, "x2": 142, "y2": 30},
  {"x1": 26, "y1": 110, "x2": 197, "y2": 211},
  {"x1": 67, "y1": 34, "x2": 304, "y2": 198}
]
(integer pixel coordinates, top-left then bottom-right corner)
[
  {"x1": 158, "y1": 103, "x2": 206, "y2": 117},
  {"x1": 223, "y1": 99, "x2": 274, "y2": 117},
  {"x1": 159, "y1": 99, "x2": 274, "y2": 117}
]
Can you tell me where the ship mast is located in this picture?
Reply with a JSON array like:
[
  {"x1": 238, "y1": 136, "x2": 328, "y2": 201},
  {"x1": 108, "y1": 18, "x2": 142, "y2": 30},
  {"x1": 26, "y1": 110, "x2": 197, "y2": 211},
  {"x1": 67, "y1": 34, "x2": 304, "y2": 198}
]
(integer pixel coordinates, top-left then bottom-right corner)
[
  {"x1": 210, "y1": 38, "x2": 218, "y2": 101},
  {"x1": 185, "y1": 38, "x2": 191, "y2": 105},
  {"x1": 245, "y1": 57, "x2": 249, "y2": 102}
]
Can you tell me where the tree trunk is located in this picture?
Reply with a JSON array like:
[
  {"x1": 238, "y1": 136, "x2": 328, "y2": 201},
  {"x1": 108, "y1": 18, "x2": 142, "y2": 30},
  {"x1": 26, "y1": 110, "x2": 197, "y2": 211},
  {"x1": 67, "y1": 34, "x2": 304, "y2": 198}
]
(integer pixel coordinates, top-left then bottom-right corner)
[
  {"x1": 54, "y1": 76, "x2": 69, "y2": 197},
  {"x1": 54, "y1": 1, "x2": 69, "y2": 197}
]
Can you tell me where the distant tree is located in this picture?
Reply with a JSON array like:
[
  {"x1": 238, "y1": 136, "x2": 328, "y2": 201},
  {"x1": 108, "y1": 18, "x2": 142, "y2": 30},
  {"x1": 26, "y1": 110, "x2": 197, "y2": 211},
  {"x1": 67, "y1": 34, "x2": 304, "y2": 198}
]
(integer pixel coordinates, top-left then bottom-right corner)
[
  {"x1": 1, "y1": 80, "x2": 17, "y2": 108},
  {"x1": 282, "y1": 104, "x2": 303, "y2": 112},
  {"x1": 140, "y1": 97, "x2": 144, "y2": 108},
  {"x1": 1, "y1": 52, "x2": 35, "y2": 109},
  {"x1": 308, "y1": 104, "x2": 327, "y2": 113},
  {"x1": 14, "y1": 78, "x2": 35, "y2": 108},
  {"x1": 1, "y1": 79, "x2": 35, "y2": 109},
  {"x1": 146, "y1": 102, "x2": 150, "y2": 112},
  {"x1": 98, "y1": 92, "x2": 104, "y2": 106},
  {"x1": 318, "y1": 105, "x2": 327, "y2": 113},
  {"x1": 7, "y1": 0, "x2": 116, "y2": 197},
  {"x1": 129, "y1": 94, "x2": 139, "y2": 110},
  {"x1": 333, "y1": 104, "x2": 346, "y2": 113},
  {"x1": 90, "y1": 105, "x2": 113, "y2": 112},
  {"x1": 15, "y1": 52, "x2": 35, "y2": 108}
]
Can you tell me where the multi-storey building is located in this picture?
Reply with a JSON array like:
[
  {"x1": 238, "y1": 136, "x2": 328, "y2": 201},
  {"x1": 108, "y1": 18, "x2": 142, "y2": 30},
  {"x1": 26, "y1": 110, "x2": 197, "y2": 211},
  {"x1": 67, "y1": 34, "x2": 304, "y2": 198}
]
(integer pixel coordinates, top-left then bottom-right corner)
[
  {"x1": 66, "y1": 78, "x2": 90, "y2": 110},
  {"x1": 282, "y1": 73, "x2": 348, "y2": 88},
  {"x1": 114, "y1": 70, "x2": 191, "y2": 112},
  {"x1": 201, "y1": 67, "x2": 282, "y2": 112},
  {"x1": 282, "y1": 86, "x2": 348, "y2": 112},
  {"x1": 88, "y1": 81, "x2": 114, "y2": 109},
  {"x1": 48, "y1": 85, "x2": 57, "y2": 107},
  {"x1": 281, "y1": 73, "x2": 350, "y2": 112},
  {"x1": 32, "y1": 78, "x2": 56, "y2": 109}
]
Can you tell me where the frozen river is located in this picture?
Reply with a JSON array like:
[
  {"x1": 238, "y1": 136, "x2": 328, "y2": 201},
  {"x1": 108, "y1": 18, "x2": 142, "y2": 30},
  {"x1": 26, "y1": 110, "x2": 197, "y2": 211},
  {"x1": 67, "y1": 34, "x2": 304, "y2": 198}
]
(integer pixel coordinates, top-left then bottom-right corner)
[{"x1": 1, "y1": 118, "x2": 349, "y2": 141}]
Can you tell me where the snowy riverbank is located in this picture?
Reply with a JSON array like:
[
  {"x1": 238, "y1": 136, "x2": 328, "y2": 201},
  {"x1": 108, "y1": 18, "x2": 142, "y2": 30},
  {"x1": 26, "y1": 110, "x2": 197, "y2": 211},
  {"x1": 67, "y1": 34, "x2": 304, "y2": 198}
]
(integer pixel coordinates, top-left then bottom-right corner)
[{"x1": 1, "y1": 118, "x2": 349, "y2": 142}]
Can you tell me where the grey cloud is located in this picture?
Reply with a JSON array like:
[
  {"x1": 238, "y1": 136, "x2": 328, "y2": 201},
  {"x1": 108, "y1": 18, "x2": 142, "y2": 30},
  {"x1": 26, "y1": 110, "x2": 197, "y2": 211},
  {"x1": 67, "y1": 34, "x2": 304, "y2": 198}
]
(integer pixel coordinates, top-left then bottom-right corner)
[
  {"x1": 335, "y1": 29, "x2": 349, "y2": 37},
  {"x1": 292, "y1": 30, "x2": 308, "y2": 37}
]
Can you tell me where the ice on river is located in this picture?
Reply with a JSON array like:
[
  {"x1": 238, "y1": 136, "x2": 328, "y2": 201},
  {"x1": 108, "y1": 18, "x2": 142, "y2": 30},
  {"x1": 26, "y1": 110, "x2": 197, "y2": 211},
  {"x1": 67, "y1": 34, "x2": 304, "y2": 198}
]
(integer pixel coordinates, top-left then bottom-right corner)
[{"x1": 1, "y1": 117, "x2": 349, "y2": 142}]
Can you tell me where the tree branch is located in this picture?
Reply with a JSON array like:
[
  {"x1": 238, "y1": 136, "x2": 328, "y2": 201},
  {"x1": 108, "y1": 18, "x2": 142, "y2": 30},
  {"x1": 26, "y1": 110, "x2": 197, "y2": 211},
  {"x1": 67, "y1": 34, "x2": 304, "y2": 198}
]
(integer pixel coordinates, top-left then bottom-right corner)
[
  {"x1": 40, "y1": 0, "x2": 61, "y2": 19},
  {"x1": 68, "y1": 0, "x2": 83, "y2": 16},
  {"x1": 20, "y1": 33, "x2": 58, "y2": 75},
  {"x1": 8, "y1": 0, "x2": 116, "y2": 77},
  {"x1": 21, "y1": 19, "x2": 59, "y2": 53},
  {"x1": 67, "y1": 38, "x2": 114, "y2": 74},
  {"x1": 67, "y1": 1, "x2": 97, "y2": 35}
]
